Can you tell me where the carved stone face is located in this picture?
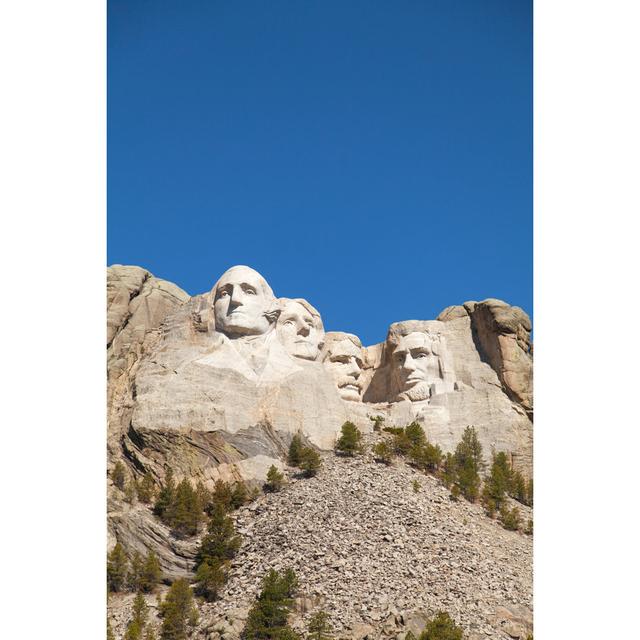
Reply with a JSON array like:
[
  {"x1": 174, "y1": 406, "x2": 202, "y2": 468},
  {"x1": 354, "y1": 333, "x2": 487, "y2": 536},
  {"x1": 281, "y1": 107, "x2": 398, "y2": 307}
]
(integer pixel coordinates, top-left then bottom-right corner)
[
  {"x1": 277, "y1": 300, "x2": 324, "y2": 361},
  {"x1": 323, "y1": 339, "x2": 364, "y2": 402},
  {"x1": 391, "y1": 332, "x2": 441, "y2": 402},
  {"x1": 212, "y1": 266, "x2": 275, "y2": 337}
]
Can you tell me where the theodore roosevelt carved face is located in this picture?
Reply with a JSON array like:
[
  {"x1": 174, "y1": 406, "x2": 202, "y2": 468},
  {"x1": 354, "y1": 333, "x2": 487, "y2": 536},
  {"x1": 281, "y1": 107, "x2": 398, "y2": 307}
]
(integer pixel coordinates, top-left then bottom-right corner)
[
  {"x1": 276, "y1": 298, "x2": 325, "y2": 361},
  {"x1": 211, "y1": 266, "x2": 277, "y2": 337},
  {"x1": 322, "y1": 333, "x2": 364, "y2": 402},
  {"x1": 391, "y1": 331, "x2": 443, "y2": 402}
]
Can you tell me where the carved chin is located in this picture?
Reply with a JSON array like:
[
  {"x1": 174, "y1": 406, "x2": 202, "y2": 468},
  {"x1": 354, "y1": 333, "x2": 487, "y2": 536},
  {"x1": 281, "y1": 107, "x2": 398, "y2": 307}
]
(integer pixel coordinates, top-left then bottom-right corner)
[{"x1": 400, "y1": 383, "x2": 431, "y2": 402}]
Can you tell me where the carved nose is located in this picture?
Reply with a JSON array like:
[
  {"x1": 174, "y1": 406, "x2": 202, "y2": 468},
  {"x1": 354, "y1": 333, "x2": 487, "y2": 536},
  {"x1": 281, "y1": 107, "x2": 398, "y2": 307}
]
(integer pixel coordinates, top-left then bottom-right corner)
[
  {"x1": 298, "y1": 324, "x2": 310, "y2": 337},
  {"x1": 402, "y1": 354, "x2": 416, "y2": 372},
  {"x1": 228, "y1": 287, "x2": 243, "y2": 309},
  {"x1": 346, "y1": 360, "x2": 360, "y2": 378}
]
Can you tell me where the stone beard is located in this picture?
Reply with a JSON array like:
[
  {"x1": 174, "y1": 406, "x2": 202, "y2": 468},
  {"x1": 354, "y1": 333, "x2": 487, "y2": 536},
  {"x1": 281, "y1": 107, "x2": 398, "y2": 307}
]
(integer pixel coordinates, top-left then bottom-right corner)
[
  {"x1": 322, "y1": 334, "x2": 364, "y2": 402},
  {"x1": 276, "y1": 298, "x2": 325, "y2": 361},
  {"x1": 391, "y1": 331, "x2": 445, "y2": 402},
  {"x1": 212, "y1": 265, "x2": 278, "y2": 337}
]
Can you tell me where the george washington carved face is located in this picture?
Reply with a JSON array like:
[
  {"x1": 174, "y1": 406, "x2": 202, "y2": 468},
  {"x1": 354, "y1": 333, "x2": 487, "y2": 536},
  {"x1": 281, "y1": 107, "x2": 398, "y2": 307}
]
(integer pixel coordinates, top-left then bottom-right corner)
[{"x1": 211, "y1": 266, "x2": 277, "y2": 337}]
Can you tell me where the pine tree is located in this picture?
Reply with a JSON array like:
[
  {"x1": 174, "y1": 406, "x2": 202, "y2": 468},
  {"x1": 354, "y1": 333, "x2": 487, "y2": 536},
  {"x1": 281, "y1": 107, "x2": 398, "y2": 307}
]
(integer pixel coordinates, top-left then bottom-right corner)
[
  {"x1": 405, "y1": 422, "x2": 426, "y2": 447},
  {"x1": 265, "y1": 465, "x2": 285, "y2": 492},
  {"x1": 112, "y1": 461, "x2": 127, "y2": 490},
  {"x1": 194, "y1": 558, "x2": 228, "y2": 602},
  {"x1": 482, "y1": 451, "x2": 512, "y2": 512},
  {"x1": 138, "y1": 473, "x2": 156, "y2": 504},
  {"x1": 410, "y1": 442, "x2": 443, "y2": 473},
  {"x1": 335, "y1": 421, "x2": 362, "y2": 456},
  {"x1": 499, "y1": 504, "x2": 522, "y2": 531},
  {"x1": 196, "y1": 503, "x2": 242, "y2": 567},
  {"x1": 242, "y1": 569, "x2": 299, "y2": 640},
  {"x1": 195, "y1": 480, "x2": 212, "y2": 513},
  {"x1": 439, "y1": 453, "x2": 457, "y2": 489},
  {"x1": 154, "y1": 469, "x2": 175, "y2": 520},
  {"x1": 126, "y1": 592, "x2": 149, "y2": 640},
  {"x1": 167, "y1": 479, "x2": 202, "y2": 537},
  {"x1": 107, "y1": 542, "x2": 129, "y2": 592},
  {"x1": 231, "y1": 482, "x2": 249, "y2": 509},
  {"x1": 392, "y1": 431, "x2": 413, "y2": 457},
  {"x1": 159, "y1": 579, "x2": 198, "y2": 640},
  {"x1": 129, "y1": 551, "x2": 145, "y2": 591},
  {"x1": 453, "y1": 426, "x2": 483, "y2": 502},
  {"x1": 210, "y1": 479, "x2": 233, "y2": 513},
  {"x1": 373, "y1": 441, "x2": 393, "y2": 465},
  {"x1": 287, "y1": 433, "x2": 304, "y2": 467},
  {"x1": 418, "y1": 611, "x2": 463, "y2": 640},
  {"x1": 140, "y1": 551, "x2": 162, "y2": 593},
  {"x1": 299, "y1": 447, "x2": 321, "y2": 477},
  {"x1": 308, "y1": 610, "x2": 332, "y2": 640}
]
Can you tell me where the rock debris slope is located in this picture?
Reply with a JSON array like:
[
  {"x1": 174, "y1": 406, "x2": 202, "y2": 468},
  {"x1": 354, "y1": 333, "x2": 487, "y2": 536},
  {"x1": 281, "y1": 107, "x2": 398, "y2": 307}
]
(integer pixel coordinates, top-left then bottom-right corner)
[{"x1": 195, "y1": 438, "x2": 532, "y2": 640}]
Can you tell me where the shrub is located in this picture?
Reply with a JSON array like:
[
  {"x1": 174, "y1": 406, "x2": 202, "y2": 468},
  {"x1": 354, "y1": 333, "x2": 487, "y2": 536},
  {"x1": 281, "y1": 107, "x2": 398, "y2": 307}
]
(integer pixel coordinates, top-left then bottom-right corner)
[
  {"x1": 525, "y1": 518, "x2": 533, "y2": 535},
  {"x1": 242, "y1": 568, "x2": 299, "y2": 640},
  {"x1": 299, "y1": 447, "x2": 322, "y2": 478},
  {"x1": 265, "y1": 465, "x2": 285, "y2": 492},
  {"x1": 412, "y1": 479, "x2": 420, "y2": 493},
  {"x1": 137, "y1": 473, "x2": 155, "y2": 504},
  {"x1": 499, "y1": 504, "x2": 522, "y2": 531},
  {"x1": 196, "y1": 503, "x2": 242, "y2": 568},
  {"x1": 373, "y1": 441, "x2": 393, "y2": 465},
  {"x1": 418, "y1": 611, "x2": 463, "y2": 640},
  {"x1": 335, "y1": 421, "x2": 362, "y2": 456},
  {"x1": 369, "y1": 415, "x2": 385, "y2": 432},
  {"x1": 308, "y1": 610, "x2": 333, "y2": 640},
  {"x1": 129, "y1": 551, "x2": 145, "y2": 591},
  {"x1": 288, "y1": 433, "x2": 304, "y2": 467},
  {"x1": 392, "y1": 431, "x2": 413, "y2": 457},
  {"x1": 112, "y1": 461, "x2": 126, "y2": 490},
  {"x1": 382, "y1": 426, "x2": 404, "y2": 436},
  {"x1": 107, "y1": 542, "x2": 129, "y2": 592},
  {"x1": 159, "y1": 579, "x2": 198, "y2": 640},
  {"x1": 510, "y1": 470, "x2": 533, "y2": 507},
  {"x1": 231, "y1": 482, "x2": 249, "y2": 509},
  {"x1": 194, "y1": 558, "x2": 228, "y2": 602},
  {"x1": 439, "y1": 453, "x2": 457, "y2": 489}
]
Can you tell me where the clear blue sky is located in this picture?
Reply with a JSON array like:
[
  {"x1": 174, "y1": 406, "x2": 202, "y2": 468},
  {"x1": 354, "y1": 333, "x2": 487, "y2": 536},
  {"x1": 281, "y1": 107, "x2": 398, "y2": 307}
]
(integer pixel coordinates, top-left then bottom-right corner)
[{"x1": 108, "y1": 0, "x2": 532, "y2": 346}]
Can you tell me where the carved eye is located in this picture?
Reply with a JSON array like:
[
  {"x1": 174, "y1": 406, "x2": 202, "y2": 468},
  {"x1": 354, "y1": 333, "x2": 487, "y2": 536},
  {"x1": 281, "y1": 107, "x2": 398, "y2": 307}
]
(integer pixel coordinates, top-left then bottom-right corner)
[
  {"x1": 218, "y1": 290, "x2": 229, "y2": 298},
  {"x1": 415, "y1": 352, "x2": 429, "y2": 359},
  {"x1": 284, "y1": 320, "x2": 295, "y2": 327}
]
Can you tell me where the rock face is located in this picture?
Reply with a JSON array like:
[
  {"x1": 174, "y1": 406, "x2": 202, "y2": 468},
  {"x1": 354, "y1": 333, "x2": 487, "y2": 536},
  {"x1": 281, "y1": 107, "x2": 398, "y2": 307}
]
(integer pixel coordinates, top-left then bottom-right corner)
[{"x1": 107, "y1": 264, "x2": 533, "y2": 586}]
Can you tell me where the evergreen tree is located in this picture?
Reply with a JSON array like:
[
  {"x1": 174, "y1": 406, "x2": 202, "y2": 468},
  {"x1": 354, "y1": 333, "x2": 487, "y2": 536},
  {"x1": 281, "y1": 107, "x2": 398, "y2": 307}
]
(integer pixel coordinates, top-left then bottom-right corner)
[
  {"x1": 308, "y1": 610, "x2": 332, "y2": 640},
  {"x1": 167, "y1": 479, "x2": 202, "y2": 537},
  {"x1": 439, "y1": 453, "x2": 457, "y2": 489},
  {"x1": 369, "y1": 415, "x2": 385, "y2": 432},
  {"x1": 195, "y1": 480, "x2": 212, "y2": 514},
  {"x1": 242, "y1": 568, "x2": 299, "y2": 640},
  {"x1": 231, "y1": 482, "x2": 249, "y2": 509},
  {"x1": 159, "y1": 579, "x2": 198, "y2": 640},
  {"x1": 125, "y1": 592, "x2": 149, "y2": 640},
  {"x1": 107, "y1": 542, "x2": 129, "y2": 592},
  {"x1": 410, "y1": 442, "x2": 443, "y2": 473},
  {"x1": 392, "y1": 431, "x2": 413, "y2": 457},
  {"x1": 194, "y1": 558, "x2": 228, "y2": 602},
  {"x1": 287, "y1": 433, "x2": 304, "y2": 467},
  {"x1": 140, "y1": 551, "x2": 162, "y2": 593},
  {"x1": 453, "y1": 426, "x2": 483, "y2": 502},
  {"x1": 482, "y1": 451, "x2": 512, "y2": 512},
  {"x1": 265, "y1": 465, "x2": 285, "y2": 492},
  {"x1": 373, "y1": 441, "x2": 393, "y2": 465},
  {"x1": 129, "y1": 551, "x2": 145, "y2": 591},
  {"x1": 210, "y1": 479, "x2": 233, "y2": 513},
  {"x1": 125, "y1": 479, "x2": 137, "y2": 504},
  {"x1": 153, "y1": 469, "x2": 175, "y2": 520},
  {"x1": 418, "y1": 611, "x2": 463, "y2": 640},
  {"x1": 335, "y1": 421, "x2": 362, "y2": 456},
  {"x1": 405, "y1": 422, "x2": 426, "y2": 447},
  {"x1": 499, "y1": 504, "x2": 522, "y2": 531},
  {"x1": 299, "y1": 447, "x2": 321, "y2": 477},
  {"x1": 138, "y1": 473, "x2": 156, "y2": 504},
  {"x1": 412, "y1": 479, "x2": 421, "y2": 493},
  {"x1": 112, "y1": 461, "x2": 127, "y2": 490},
  {"x1": 196, "y1": 503, "x2": 242, "y2": 567}
]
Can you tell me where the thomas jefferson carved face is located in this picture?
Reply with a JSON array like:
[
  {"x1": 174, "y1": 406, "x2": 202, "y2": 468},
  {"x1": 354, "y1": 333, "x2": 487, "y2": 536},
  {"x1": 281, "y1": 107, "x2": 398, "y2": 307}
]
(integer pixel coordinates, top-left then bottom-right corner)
[
  {"x1": 212, "y1": 266, "x2": 276, "y2": 337},
  {"x1": 276, "y1": 299, "x2": 325, "y2": 361},
  {"x1": 391, "y1": 332, "x2": 442, "y2": 402},
  {"x1": 322, "y1": 336, "x2": 364, "y2": 402}
]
